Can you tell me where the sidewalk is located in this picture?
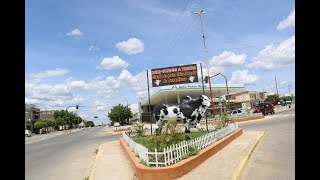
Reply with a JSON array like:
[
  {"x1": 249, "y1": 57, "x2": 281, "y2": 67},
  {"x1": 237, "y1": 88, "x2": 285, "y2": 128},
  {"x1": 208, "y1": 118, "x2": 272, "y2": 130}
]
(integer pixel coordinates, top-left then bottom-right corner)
[
  {"x1": 274, "y1": 104, "x2": 295, "y2": 112},
  {"x1": 91, "y1": 130, "x2": 264, "y2": 180}
]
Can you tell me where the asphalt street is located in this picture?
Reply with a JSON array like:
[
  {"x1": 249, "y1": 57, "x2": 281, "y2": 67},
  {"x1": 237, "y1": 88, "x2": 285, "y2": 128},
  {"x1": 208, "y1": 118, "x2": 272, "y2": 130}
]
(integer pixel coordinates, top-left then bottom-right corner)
[
  {"x1": 25, "y1": 126, "x2": 122, "y2": 180},
  {"x1": 239, "y1": 108, "x2": 295, "y2": 180}
]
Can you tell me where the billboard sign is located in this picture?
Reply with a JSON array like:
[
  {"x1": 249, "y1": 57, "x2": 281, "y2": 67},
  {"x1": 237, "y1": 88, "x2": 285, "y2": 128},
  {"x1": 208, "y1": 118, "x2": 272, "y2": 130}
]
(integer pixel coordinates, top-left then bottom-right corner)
[{"x1": 151, "y1": 64, "x2": 199, "y2": 87}]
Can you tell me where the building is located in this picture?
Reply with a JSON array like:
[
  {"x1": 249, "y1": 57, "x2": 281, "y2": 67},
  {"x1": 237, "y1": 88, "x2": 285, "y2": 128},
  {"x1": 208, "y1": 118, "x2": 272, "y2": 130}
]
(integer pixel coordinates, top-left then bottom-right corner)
[
  {"x1": 139, "y1": 83, "x2": 245, "y2": 122},
  {"x1": 40, "y1": 110, "x2": 55, "y2": 119},
  {"x1": 226, "y1": 91, "x2": 266, "y2": 111},
  {"x1": 25, "y1": 103, "x2": 40, "y2": 132},
  {"x1": 128, "y1": 103, "x2": 142, "y2": 124}
]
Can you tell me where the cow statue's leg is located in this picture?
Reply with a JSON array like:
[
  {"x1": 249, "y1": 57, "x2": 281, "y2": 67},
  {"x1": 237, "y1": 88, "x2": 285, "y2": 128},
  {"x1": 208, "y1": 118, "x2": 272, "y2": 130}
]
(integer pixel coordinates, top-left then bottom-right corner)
[
  {"x1": 154, "y1": 108, "x2": 164, "y2": 134},
  {"x1": 183, "y1": 118, "x2": 191, "y2": 133},
  {"x1": 195, "y1": 114, "x2": 203, "y2": 129},
  {"x1": 156, "y1": 118, "x2": 164, "y2": 134}
]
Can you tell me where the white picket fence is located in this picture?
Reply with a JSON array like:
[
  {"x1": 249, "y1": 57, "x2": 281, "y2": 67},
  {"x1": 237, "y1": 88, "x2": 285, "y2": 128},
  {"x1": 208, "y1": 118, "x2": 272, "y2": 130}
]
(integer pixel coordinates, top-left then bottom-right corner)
[{"x1": 123, "y1": 123, "x2": 238, "y2": 167}]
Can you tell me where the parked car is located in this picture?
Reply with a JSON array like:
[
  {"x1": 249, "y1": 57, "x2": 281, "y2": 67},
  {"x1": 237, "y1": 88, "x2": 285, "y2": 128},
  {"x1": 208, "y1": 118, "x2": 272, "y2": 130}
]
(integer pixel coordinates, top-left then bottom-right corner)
[
  {"x1": 114, "y1": 122, "x2": 120, "y2": 127},
  {"x1": 229, "y1": 109, "x2": 245, "y2": 116},
  {"x1": 254, "y1": 103, "x2": 274, "y2": 115},
  {"x1": 278, "y1": 99, "x2": 286, "y2": 106},
  {"x1": 25, "y1": 130, "x2": 32, "y2": 137}
]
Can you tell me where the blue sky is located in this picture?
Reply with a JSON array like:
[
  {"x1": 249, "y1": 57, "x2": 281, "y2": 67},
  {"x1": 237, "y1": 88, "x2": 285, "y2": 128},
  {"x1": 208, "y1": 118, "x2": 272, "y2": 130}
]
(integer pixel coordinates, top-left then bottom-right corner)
[{"x1": 25, "y1": 0, "x2": 295, "y2": 125}]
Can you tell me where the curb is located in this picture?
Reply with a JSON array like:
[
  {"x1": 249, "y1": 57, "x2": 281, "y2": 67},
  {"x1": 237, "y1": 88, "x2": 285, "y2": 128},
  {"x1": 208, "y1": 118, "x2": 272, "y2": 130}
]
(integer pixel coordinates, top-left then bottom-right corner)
[
  {"x1": 89, "y1": 143, "x2": 104, "y2": 180},
  {"x1": 231, "y1": 131, "x2": 265, "y2": 180}
]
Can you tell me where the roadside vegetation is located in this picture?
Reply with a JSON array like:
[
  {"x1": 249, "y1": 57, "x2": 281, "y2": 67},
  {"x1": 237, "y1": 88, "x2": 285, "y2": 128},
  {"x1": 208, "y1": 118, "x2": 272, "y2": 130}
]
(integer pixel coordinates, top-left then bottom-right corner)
[
  {"x1": 31, "y1": 110, "x2": 95, "y2": 134},
  {"x1": 129, "y1": 118, "x2": 234, "y2": 152},
  {"x1": 108, "y1": 104, "x2": 133, "y2": 126}
]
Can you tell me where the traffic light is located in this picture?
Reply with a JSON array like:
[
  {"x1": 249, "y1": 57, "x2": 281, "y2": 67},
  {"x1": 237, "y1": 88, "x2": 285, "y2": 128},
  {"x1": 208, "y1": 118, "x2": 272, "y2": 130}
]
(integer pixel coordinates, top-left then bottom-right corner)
[
  {"x1": 76, "y1": 105, "x2": 79, "y2": 109},
  {"x1": 204, "y1": 76, "x2": 209, "y2": 83}
]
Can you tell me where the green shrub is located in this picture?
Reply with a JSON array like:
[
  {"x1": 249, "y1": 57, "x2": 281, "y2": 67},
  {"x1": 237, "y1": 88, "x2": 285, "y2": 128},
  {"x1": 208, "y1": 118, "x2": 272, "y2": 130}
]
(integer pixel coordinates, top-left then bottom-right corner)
[
  {"x1": 188, "y1": 145, "x2": 199, "y2": 156},
  {"x1": 131, "y1": 122, "x2": 147, "y2": 137},
  {"x1": 163, "y1": 120, "x2": 178, "y2": 134},
  {"x1": 132, "y1": 130, "x2": 211, "y2": 151}
]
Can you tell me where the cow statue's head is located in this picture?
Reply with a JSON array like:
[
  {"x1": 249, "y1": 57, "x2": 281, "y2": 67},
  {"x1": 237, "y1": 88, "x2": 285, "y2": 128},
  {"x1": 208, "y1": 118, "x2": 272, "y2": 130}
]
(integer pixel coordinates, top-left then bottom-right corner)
[{"x1": 199, "y1": 95, "x2": 211, "y2": 107}]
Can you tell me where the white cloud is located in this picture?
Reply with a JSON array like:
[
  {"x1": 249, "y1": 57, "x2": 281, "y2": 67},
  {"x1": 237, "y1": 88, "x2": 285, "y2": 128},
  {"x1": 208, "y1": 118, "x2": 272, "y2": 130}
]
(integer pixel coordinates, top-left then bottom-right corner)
[
  {"x1": 68, "y1": 80, "x2": 87, "y2": 89},
  {"x1": 205, "y1": 66, "x2": 225, "y2": 77},
  {"x1": 90, "y1": 101, "x2": 110, "y2": 112},
  {"x1": 96, "y1": 56, "x2": 129, "y2": 70},
  {"x1": 115, "y1": 38, "x2": 144, "y2": 55},
  {"x1": 211, "y1": 51, "x2": 246, "y2": 66},
  {"x1": 130, "y1": 1, "x2": 191, "y2": 18},
  {"x1": 118, "y1": 70, "x2": 134, "y2": 84},
  {"x1": 87, "y1": 76, "x2": 121, "y2": 98},
  {"x1": 25, "y1": 82, "x2": 81, "y2": 109},
  {"x1": 247, "y1": 35, "x2": 295, "y2": 70},
  {"x1": 194, "y1": 60, "x2": 225, "y2": 79},
  {"x1": 230, "y1": 69, "x2": 259, "y2": 85},
  {"x1": 115, "y1": 69, "x2": 160, "y2": 101},
  {"x1": 66, "y1": 28, "x2": 83, "y2": 36},
  {"x1": 89, "y1": 45, "x2": 100, "y2": 51},
  {"x1": 277, "y1": 10, "x2": 295, "y2": 30},
  {"x1": 30, "y1": 68, "x2": 69, "y2": 80},
  {"x1": 25, "y1": 74, "x2": 124, "y2": 110}
]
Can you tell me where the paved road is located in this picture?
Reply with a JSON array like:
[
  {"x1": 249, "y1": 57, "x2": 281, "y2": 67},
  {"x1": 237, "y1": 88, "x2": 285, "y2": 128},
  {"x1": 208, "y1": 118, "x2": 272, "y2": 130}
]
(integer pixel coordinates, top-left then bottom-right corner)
[
  {"x1": 239, "y1": 108, "x2": 295, "y2": 180},
  {"x1": 25, "y1": 126, "x2": 122, "y2": 180}
]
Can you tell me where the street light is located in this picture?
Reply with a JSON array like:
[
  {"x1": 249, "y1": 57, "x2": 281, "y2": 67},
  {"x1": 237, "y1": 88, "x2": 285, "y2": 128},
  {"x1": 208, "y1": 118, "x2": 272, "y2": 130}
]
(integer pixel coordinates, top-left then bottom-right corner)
[
  {"x1": 209, "y1": 73, "x2": 230, "y2": 111},
  {"x1": 66, "y1": 105, "x2": 84, "y2": 129},
  {"x1": 194, "y1": 9, "x2": 215, "y2": 117}
]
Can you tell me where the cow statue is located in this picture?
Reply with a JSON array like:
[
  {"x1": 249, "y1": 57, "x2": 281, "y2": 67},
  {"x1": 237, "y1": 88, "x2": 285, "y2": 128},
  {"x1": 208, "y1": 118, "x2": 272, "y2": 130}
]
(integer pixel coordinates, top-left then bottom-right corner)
[{"x1": 153, "y1": 95, "x2": 211, "y2": 133}]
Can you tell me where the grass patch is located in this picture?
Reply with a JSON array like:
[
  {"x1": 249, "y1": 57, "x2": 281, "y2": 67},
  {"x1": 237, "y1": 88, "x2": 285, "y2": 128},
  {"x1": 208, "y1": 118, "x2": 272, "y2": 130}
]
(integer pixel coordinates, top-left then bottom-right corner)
[
  {"x1": 94, "y1": 148, "x2": 98, "y2": 154},
  {"x1": 84, "y1": 176, "x2": 89, "y2": 180}
]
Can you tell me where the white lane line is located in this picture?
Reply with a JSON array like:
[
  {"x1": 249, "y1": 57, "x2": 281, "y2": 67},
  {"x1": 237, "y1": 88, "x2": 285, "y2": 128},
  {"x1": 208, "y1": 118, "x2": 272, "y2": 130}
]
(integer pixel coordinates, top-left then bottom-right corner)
[
  {"x1": 283, "y1": 114, "x2": 291, "y2": 117},
  {"x1": 290, "y1": 114, "x2": 295, "y2": 116}
]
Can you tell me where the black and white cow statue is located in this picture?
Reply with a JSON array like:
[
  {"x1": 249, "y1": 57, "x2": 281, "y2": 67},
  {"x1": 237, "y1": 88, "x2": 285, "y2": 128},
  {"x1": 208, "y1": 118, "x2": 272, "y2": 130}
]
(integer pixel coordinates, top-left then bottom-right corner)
[{"x1": 153, "y1": 95, "x2": 211, "y2": 133}]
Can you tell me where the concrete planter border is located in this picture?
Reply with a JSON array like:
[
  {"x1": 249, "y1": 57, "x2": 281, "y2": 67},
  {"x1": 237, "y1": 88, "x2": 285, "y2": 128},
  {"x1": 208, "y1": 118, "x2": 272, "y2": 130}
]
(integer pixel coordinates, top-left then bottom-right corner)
[{"x1": 120, "y1": 128, "x2": 243, "y2": 180}]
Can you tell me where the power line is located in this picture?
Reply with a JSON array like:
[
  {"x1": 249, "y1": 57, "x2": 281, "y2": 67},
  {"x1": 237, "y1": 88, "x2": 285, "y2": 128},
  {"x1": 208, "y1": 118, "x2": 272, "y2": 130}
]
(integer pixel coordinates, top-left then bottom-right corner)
[{"x1": 166, "y1": 0, "x2": 205, "y2": 52}]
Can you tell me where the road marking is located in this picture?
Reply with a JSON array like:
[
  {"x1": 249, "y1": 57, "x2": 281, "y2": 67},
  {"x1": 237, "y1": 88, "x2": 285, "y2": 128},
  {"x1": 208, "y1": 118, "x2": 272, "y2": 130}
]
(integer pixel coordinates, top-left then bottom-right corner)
[
  {"x1": 283, "y1": 114, "x2": 291, "y2": 117},
  {"x1": 290, "y1": 114, "x2": 295, "y2": 116},
  {"x1": 232, "y1": 131, "x2": 265, "y2": 180}
]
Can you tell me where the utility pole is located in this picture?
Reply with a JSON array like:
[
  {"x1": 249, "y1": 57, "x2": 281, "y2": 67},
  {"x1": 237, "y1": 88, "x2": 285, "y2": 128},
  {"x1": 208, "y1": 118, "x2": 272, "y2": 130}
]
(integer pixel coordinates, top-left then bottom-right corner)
[
  {"x1": 275, "y1": 76, "x2": 279, "y2": 95},
  {"x1": 194, "y1": 9, "x2": 215, "y2": 118},
  {"x1": 123, "y1": 99, "x2": 129, "y2": 124},
  {"x1": 288, "y1": 84, "x2": 292, "y2": 96}
]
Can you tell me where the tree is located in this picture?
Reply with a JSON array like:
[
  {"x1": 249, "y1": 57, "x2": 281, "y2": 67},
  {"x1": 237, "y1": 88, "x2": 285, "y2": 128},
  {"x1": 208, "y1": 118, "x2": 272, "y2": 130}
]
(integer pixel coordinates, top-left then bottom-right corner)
[
  {"x1": 34, "y1": 121, "x2": 47, "y2": 129},
  {"x1": 85, "y1": 121, "x2": 95, "y2": 127},
  {"x1": 37, "y1": 119, "x2": 56, "y2": 132},
  {"x1": 108, "y1": 104, "x2": 133, "y2": 125},
  {"x1": 34, "y1": 121, "x2": 48, "y2": 134},
  {"x1": 55, "y1": 116, "x2": 66, "y2": 126},
  {"x1": 54, "y1": 110, "x2": 81, "y2": 128},
  {"x1": 282, "y1": 96, "x2": 293, "y2": 101},
  {"x1": 265, "y1": 94, "x2": 280, "y2": 101}
]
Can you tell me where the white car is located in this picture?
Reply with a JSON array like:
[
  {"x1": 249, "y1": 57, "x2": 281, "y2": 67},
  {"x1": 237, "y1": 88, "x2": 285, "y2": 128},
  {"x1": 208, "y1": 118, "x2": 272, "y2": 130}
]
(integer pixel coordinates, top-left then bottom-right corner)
[
  {"x1": 25, "y1": 130, "x2": 32, "y2": 137},
  {"x1": 114, "y1": 122, "x2": 120, "y2": 127}
]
